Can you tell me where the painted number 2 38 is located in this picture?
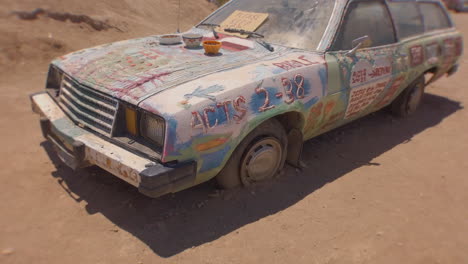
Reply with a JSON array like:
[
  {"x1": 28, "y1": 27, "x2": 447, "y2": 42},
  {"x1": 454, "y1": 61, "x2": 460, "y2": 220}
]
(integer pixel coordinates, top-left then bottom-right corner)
[
  {"x1": 256, "y1": 74, "x2": 306, "y2": 112},
  {"x1": 282, "y1": 74, "x2": 305, "y2": 104}
]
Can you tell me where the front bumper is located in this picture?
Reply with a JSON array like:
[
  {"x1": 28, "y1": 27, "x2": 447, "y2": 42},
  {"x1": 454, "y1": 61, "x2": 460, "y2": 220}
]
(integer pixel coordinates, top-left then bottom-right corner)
[{"x1": 30, "y1": 92, "x2": 196, "y2": 198}]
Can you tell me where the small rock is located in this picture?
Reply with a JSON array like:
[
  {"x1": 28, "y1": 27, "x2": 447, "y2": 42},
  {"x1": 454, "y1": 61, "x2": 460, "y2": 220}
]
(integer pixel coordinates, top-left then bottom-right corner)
[
  {"x1": 110, "y1": 229, "x2": 119, "y2": 233},
  {"x1": 376, "y1": 231, "x2": 384, "y2": 236},
  {"x1": 1, "y1": 248, "x2": 14, "y2": 255}
]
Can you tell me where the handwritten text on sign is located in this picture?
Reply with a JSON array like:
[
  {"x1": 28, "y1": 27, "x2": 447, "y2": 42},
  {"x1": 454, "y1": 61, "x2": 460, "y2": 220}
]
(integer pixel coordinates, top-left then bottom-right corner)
[
  {"x1": 345, "y1": 81, "x2": 388, "y2": 119},
  {"x1": 220, "y1": 10, "x2": 269, "y2": 38}
]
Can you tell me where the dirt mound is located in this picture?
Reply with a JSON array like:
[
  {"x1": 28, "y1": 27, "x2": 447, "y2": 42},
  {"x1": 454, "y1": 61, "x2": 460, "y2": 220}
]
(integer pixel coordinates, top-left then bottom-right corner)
[
  {"x1": 12, "y1": 8, "x2": 119, "y2": 31},
  {"x1": 0, "y1": 0, "x2": 216, "y2": 75}
]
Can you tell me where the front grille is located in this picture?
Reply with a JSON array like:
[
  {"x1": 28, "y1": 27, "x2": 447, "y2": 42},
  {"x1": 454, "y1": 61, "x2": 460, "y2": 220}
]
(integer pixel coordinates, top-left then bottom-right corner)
[{"x1": 58, "y1": 76, "x2": 119, "y2": 136}]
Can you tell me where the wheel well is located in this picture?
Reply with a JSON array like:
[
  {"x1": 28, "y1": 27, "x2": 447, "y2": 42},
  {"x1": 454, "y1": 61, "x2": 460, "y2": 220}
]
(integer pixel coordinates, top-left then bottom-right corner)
[
  {"x1": 424, "y1": 67, "x2": 438, "y2": 85},
  {"x1": 275, "y1": 111, "x2": 305, "y2": 132},
  {"x1": 425, "y1": 67, "x2": 438, "y2": 74},
  {"x1": 274, "y1": 111, "x2": 305, "y2": 168}
]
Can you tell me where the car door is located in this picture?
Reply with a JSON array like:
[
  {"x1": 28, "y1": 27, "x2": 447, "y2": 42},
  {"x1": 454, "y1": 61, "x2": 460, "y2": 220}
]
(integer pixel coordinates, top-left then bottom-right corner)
[{"x1": 325, "y1": 0, "x2": 401, "y2": 122}]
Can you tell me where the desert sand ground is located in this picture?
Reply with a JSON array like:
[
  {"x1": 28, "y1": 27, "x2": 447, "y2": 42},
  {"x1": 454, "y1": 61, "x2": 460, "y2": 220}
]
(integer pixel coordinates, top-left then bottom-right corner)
[{"x1": 1, "y1": 1, "x2": 467, "y2": 263}]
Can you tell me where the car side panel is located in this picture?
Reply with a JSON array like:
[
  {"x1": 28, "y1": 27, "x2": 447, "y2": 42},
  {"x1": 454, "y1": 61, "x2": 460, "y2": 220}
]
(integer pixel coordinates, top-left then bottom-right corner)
[
  {"x1": 375, "y1": 30, "x2": 462, "y2": 109},
  {"x1": 304, "y1": 29, "x2": 461, "y2": 140},
  {"x1": 310, "y1": 44, "x2": 403, "y2": 136},
  {"x1": 141, "y1": 52, "x2": 329, "y2": 184}
]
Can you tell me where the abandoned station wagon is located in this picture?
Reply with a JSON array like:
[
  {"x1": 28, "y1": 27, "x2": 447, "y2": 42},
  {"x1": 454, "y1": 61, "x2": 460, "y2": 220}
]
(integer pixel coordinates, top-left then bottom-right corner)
[{"x1": 31, "y1": 0, "x2": 462, "y2": 198}]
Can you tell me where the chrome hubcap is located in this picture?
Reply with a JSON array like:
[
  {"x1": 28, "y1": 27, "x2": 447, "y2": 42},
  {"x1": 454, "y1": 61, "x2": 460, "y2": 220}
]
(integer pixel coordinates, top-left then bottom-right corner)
[{"x1": 241, "y1": 137, "x2": 282, "y2": 185}]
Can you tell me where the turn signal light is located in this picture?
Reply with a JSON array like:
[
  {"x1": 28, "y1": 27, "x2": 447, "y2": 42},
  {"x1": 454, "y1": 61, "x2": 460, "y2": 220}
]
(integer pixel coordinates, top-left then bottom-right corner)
[{"x1": 125, "y1": 107, "x2": 138, "y2": 136}]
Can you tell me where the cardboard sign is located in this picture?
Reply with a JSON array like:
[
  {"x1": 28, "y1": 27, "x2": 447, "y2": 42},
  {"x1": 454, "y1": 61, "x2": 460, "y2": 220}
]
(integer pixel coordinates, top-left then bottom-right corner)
[{"x1": 220, "y1": 10, "x2": 269, "y2": 38}]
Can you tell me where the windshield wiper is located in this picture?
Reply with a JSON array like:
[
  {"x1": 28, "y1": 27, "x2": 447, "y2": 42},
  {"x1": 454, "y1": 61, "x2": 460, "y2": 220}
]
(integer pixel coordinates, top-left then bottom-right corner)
[
  {"x1": 224, "y1": 28, "x2": 274, "y2": 52},
  {"x1": 198, "y1": 23, "x2": 220, "y2": 39},
  {"x1": 224, "y1": 28, "x2": 264, "y2": 38},
  {"x1": 256, "y1": 39, "x2": 275, "y2": 52}
]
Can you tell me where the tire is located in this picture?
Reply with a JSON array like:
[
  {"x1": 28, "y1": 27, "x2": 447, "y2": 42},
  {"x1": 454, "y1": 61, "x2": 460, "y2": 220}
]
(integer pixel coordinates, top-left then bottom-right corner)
[
  {"x1": 391, "y1": 76, "x2": 425, "y2": 117},
  {"x1": 216, "y1": 118, "x2": 288, "y2": 189}
]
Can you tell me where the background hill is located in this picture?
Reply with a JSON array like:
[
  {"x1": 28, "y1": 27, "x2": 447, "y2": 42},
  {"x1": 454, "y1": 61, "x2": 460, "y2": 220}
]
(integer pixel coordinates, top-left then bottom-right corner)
[{"x1": 0, "y1": 0, "x2": 216, "y2": 74}]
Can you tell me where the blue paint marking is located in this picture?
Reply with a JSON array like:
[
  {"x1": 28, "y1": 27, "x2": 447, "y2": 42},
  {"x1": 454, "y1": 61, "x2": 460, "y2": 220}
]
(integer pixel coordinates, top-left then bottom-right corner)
[
  {"x1": 302, "y1": 78, "x2": 312, "y2": 97},
  {"x1": 199, "y1": 143, "x2": 232, "y2": 173},
  {"x1": 303, "y1": 96, "x2": 320, "y2": 109},
  {"x1": 164, "y1": 117, "x2": 179, "y2": 155},
  {"x1": 249, "y1": 87, "x2": 281, "y2": 114},
  {"x1": 318, "y1": 67, "x2": 328, "y2": 97},
  {"x1": 184, "y1": 84, "x2": 225, "y2": 101}
]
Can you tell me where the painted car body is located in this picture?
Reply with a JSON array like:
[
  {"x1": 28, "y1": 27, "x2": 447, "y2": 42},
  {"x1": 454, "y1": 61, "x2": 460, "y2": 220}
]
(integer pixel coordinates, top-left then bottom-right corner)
[{"x1": 31, "y1": 0, "x2": 463, "y2": 197}]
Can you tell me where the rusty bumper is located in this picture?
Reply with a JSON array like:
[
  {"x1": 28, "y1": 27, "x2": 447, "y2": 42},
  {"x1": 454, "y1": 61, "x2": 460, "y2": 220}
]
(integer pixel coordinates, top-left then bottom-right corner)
[{"x1": 30, "y1": 92, "x2": 196, "y2": 198}]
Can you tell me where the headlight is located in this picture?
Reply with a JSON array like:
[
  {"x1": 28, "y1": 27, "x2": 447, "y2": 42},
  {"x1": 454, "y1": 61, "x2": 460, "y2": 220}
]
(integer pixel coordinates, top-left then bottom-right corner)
[
  {"x1": 46, "y1": 65, "x2": 63, "y2": 90},
  {"x1": 140, "y1": 113, "x2": 165, "y2": 148}
]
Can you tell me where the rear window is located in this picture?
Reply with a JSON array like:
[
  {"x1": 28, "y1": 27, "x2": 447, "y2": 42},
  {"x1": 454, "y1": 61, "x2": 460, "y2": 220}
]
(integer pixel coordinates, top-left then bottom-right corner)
[
  {"x1": 388, "y1": 2, "x2": 425, "y2": 39},
  {"x1": 419, "y1": 2, "x2": 452, "y2": 31}
]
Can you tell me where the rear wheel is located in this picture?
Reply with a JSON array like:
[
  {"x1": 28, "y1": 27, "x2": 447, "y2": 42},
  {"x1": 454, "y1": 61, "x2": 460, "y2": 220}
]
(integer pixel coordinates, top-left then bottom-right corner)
[
  {"x1": 391, "y1": 76, "x2": 425, "y2": 117},
  {"x1": 216, "y1": 119, "x2": 287, "y2": 189}
]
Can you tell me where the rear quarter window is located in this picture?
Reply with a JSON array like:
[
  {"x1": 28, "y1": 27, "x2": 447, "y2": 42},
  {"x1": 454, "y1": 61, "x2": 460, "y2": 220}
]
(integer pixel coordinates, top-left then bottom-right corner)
[
  {"x1": 419, "y1": 2, "x2": 452, "y2": 31},
  {"x1": 388, "y1": 2, "x2": 425, "y2": 39}
]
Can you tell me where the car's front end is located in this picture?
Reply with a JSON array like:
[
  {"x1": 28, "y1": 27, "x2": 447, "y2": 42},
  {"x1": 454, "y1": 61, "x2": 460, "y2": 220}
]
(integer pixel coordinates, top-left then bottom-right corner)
[
  {"x1": 31, "y1": 64, "x2": 198, "y2": 198},
  {"x1": 28, "y1": 30, "x2": 299, "y2": 197},
  {"x1": 30, "y1": 0, "x2": 337, "y2": 198}
]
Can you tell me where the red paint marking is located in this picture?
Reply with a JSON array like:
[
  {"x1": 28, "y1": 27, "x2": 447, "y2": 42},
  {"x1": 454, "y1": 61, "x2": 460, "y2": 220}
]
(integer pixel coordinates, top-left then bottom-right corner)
[
  {"x1": 202, "y1": 34, "x2": 251, "y2": 52},
  {"x1": 233, "y1": 96, "x2": 247, "y2": 123},
  {"x1": 352, "y1": 69, "x2": 367, "y2": 85},
  {"x1": 282, "y1": 77, "x2": 294, "y2": 104},
  {"x1": 275, "y1": 92, "x2": 283, "y2": 98},
  {"x1": 216, "y1": 101, "x2": 232, "y2": 124},
  {"x1": 273, "y1": 56, "x2": 318, "y2": 70},
  {"x1": 256, "y1": 84, "x2": 275, "y2": 112},
  {"x1": 220, "y1": 41, "x2": 250, "y2": 51},
  {"x1": 122, "y1": 71, "x2": 170, "y2": 90},
  {"x1": 368, "y1": 66, "x2": 391, "y2": 78},
  {"x1": 409, "y1": 45, "x2": 424, "y2": 67}
]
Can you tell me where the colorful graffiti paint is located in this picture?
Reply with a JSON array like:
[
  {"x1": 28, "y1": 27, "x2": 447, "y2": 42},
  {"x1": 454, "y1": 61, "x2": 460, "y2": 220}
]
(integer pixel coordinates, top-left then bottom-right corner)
[{"x1": 31, "y1": 0, "x2": 462, "y2": 198}]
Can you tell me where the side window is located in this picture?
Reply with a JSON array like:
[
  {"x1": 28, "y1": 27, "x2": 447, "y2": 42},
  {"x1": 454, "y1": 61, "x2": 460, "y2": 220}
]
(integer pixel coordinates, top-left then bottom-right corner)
[
  {"x1": 331, "y1": 1, "x2": 396, "y2": 51},
  {"x1": 419, "y1": 3, "x2": 452, "y2": 31},
  {"x1": 388, "y1": 2, "x2": 425, "y2": 39}
]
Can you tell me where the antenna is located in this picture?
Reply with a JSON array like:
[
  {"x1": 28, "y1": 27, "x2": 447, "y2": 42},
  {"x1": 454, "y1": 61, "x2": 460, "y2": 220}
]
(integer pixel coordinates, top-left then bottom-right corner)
[{"x1": 176, "y1": 0, "x2": 181, "y2": 33}]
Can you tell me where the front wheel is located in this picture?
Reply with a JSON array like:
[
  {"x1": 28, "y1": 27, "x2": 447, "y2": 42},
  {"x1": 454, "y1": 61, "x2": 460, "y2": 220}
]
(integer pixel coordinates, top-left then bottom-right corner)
[
  {"x1": 216, "y1": 119, "x2": 287, "y2": 189},
  {"x1": 391, "y1": 76, "x2": 425, "y2": 117}
]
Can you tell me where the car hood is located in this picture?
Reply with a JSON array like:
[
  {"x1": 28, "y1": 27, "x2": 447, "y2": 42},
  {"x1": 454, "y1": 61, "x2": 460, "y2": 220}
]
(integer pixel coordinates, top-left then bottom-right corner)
[{"x1": 52, "y1": 31, "x2": 291, "y2": 105}]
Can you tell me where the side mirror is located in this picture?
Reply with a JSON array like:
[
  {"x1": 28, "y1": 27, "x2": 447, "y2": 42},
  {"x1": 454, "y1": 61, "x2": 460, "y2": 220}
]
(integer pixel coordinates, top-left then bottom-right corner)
[{"x1": 346, "y1": 35, "x2": 372, "y2": 56}]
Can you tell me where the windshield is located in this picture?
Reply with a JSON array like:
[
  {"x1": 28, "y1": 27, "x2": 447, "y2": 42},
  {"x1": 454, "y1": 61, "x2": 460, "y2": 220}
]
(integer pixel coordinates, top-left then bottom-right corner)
[{"x1": 199, "y1": 0, "x2": 336, "y2": 50}]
